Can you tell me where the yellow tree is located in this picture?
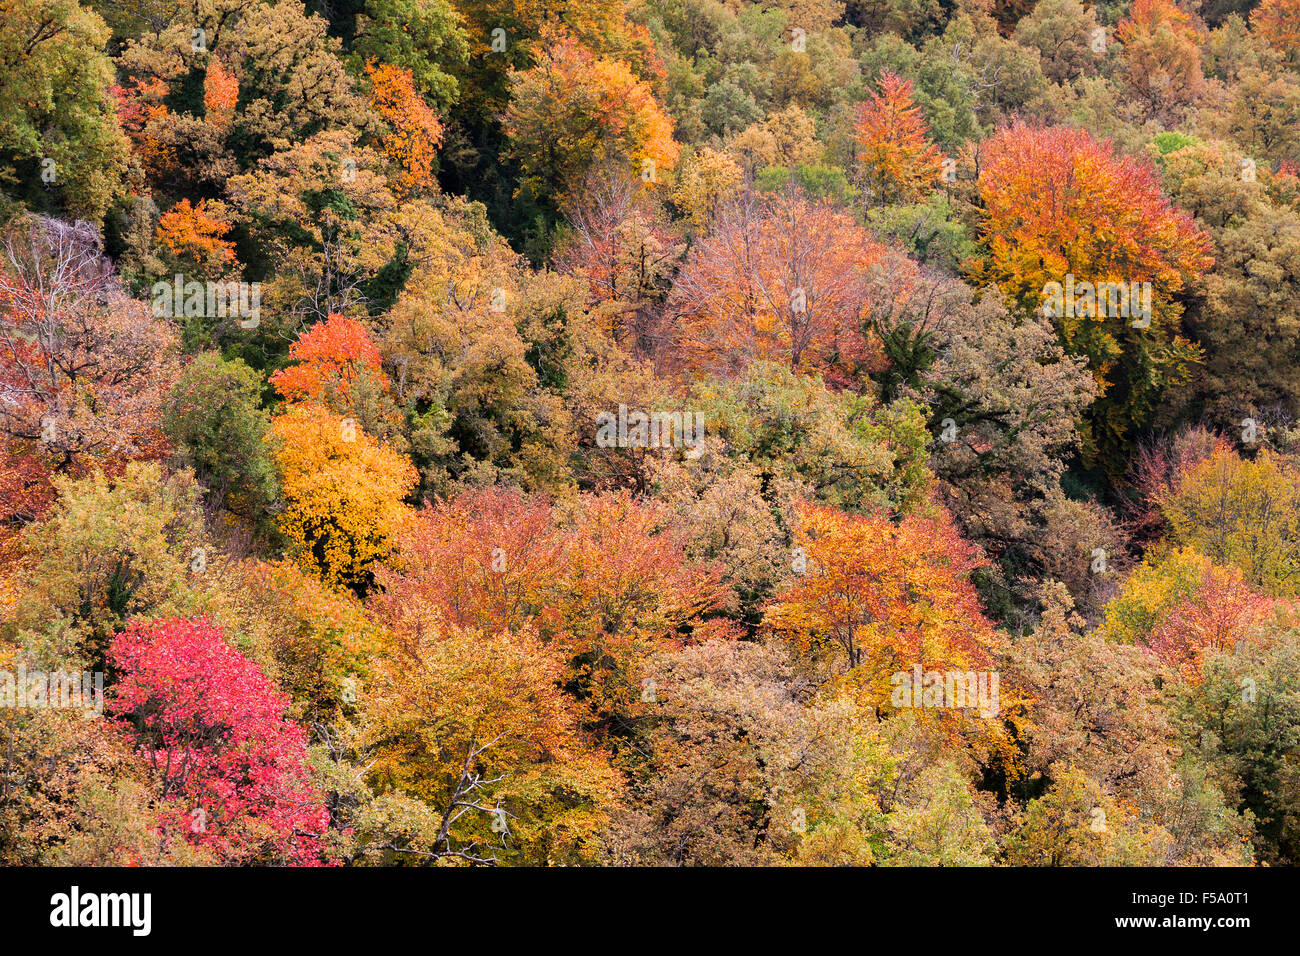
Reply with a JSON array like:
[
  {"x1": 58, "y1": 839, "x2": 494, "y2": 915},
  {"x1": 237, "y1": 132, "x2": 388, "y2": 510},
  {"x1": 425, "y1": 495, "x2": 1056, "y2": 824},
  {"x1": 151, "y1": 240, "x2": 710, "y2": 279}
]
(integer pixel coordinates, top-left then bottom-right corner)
[
  {"x1": 269, "y1": 403, "x2": 416, "y2": 592},
  {"x1": 1158, "y1": 447, "x2": 1300, "y2": 597},
  {"x1": 361, "y1": 617, "x2": 621, "y2": 865}
]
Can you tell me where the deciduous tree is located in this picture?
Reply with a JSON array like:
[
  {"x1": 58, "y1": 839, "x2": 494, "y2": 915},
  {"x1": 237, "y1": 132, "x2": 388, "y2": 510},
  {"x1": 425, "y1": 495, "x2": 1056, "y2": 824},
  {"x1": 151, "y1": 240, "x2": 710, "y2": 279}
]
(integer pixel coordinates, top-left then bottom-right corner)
[
  {"x1": 109, "y1": 617, "x2": 333, "y2": 865},
  {"x1": 973, "y1": 123, "x2": 1212, "y2": 470},
  {"x1": 269, "y1": 403, "x2": 416, "y2": 592},
  {"x1": 853, "y1": 71, "x2": 944, "y2": 205}
]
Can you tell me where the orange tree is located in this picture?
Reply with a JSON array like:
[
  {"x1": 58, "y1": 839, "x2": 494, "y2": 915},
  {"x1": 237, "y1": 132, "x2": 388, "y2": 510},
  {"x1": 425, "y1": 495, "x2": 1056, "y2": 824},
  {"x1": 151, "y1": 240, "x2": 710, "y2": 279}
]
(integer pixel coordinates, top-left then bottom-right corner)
[
  {"x1": 502, "y1": 27, "x2": 679, "y2": 205},
  {"x1": 365, "y1": 62, "x2": 444, "y2": 197},
  {"x1": 763, "y1": 504, "x2": 997, "y2": 700},
  {"x1": 853, "y1": 71, "x2": 944, "y2": 206},
  {"x1": 360, "y1": 616, "x2": 621, "y2": 865},
  {"x1": 154, "y1": 199, "x2": 237, "y2": 278},
  {"x1": 1116, "y1": 0, "x2": 1206, "y2": 116},
  {"x1": 1254, "y1": 0, "x2": 1300, "y2": 58},
  {"x1": 270, "y1": 313, "x2": 406, "y2": 447},
  {"x1": 371, "y1": 487, "x2": 736, "y2": 725},
  {"x1": 270, "y1": 313, "x2": 385, "y2": 405},
  {"x1": 972, "y1": 123, "x2": 1212, "y2": 471},
  {"x1": 762, "y1": 502, "x2": 1015, "y2": 765}
]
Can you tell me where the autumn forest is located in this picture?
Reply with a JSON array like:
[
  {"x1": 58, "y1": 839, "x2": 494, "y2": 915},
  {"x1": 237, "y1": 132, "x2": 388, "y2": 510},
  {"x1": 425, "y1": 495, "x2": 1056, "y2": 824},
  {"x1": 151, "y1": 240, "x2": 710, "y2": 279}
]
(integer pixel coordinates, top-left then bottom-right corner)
[{"x1": 2, "y1": 0, "x2": 1300, "y2": 869}]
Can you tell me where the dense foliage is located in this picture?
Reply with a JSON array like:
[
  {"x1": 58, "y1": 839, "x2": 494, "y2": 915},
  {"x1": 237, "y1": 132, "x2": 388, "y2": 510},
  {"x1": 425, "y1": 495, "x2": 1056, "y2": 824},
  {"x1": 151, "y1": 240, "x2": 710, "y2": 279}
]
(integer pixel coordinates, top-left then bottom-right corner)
[{"x1": 3, "y1": 0, "x2": 1300, "y2": 867}]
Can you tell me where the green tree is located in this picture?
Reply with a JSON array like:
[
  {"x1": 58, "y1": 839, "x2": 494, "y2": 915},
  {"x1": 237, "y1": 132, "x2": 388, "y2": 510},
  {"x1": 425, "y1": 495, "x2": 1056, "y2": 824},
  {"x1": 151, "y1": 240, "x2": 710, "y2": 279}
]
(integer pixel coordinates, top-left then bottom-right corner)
[
  {"x1": 351, "y1": 0, "x2": 469, "y2": 112},
  {"x1": 162, "y1": 353, "x2": 280, "y2": 522},
  {"x1": 0, "y1": 0, "x2": 128, "y2": 223}
]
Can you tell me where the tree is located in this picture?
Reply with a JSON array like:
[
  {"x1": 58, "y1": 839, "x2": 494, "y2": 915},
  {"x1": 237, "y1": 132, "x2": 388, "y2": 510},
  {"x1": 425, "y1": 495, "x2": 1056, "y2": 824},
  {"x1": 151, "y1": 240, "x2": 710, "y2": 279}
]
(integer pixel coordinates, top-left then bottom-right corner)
[
  {"x1": 373, "y1": 222, "x2": 578, "y2": 496},
  {"x1": 670, "y1": 146, "x2": 743, "y2": 231},
  {"x1": 1144, "y1": 564, "x2": 1276, "y2": 680},
  {"x1": 14, "y1": 463, "x2": 212, "y2": 663},
  {"x1": 110, "y1": 76, "x2": 175, "y2": 185},
  {"x1": 365, "y1": 62, "x2": 444, "y2": 198},
  {"x1": 1101, "y1": 547, "x2": 1276, "y2": 680},
  {"x1": 503, "y1": 28, "x2": 679, "y2": 205},
  {"x1": 856, "y1": 31, "x2": 979, "y2": 153},
  {"x1": 269, "y1": 403, "x2": 416, "y2": 593},
  {"x1": 108, "y1": 617, "x2": 333, "y2": 865},
  {"x1": 273, "y1": 314, "x2": 407, "y2": 450},
  {"x1": 1253, "y1": 0, "x2": 1300, "y2": 58},
  {"x1": 227, "y1": 130, "x2": 398, "y2": 328},
  {"x1": 370, "y1": 487, "x2": 561, "y2": 637},
  {"x1": 0, "y1": 217, "x2": 179, "y2": 485},
  {"x1": 1116, "y1": 0, "x2": 1206, "y2": 119},
  {"x1": 1158, "y1": 140, "x2": 1300, "y2": 422},
  {"x1": 973, "y1": 123, "x2": 1212, "y2": 471},
  {"x1": 853, "y1": 71, "x2": 944, "y2": 205},
  {"x1": 162, "y1": 353, "x2": 279, "y2": 521},
  {"x1": 729, "y1": 104, "x2": 825, "y2": 172},
  {"x1": 669, "y1": 188, "x2": 888, "y2": 381},
  {"x1": 202, "y1": 58, "x2": 238, "y2": 131},
  {"x1": 154, "y1": 199, "x2": 237, "y2": 278},
  {"x1": 0, "y1": 687, "x2": 209, "y2": 866},
  {"x1": 605, "y1": 639, "x2": 890, "y2": 865},
  {"x1": 763, "y1": 502, "x2": 998, "y2": 714},
  {"x1": 115, "y1": 0, "x2": 362, "y2": 179},
  {"x1": 867, "y1": 266, "x2": 1112, "y2": 623},
  {"x1": 351, "y1": 0, "x2": 469, "y2": 111},
  {"x1": 883, "y1": 761, "x2": 999, "y2": 866},
  {"x1": 1006, "y1": 584, "x2": 1256, "y2": 863},
  {"x1": 1004, "y1": 764, "x2": 1172, "y2": 865},
  {"x1": 1012, "y1": 0, "x2": 1104, "y2": 85},
  {"x1": 373, "y1": 487, "x2": 735, "y2": 722},
  {"x1": 1220, "y1": 66, "x2": 1300, "y2": 171},
  {"x1": 1157, "y1": 447, "x2": 1300, "y2": 597},
  {"x1": 358, "y1": 618, "x2": 619, "y2": 865},
  {"x1": 449, "y1": 0, "x2": 658, "y2": 123},
  {"x1": 271, "y1": 314, "x2": 384, "y2": 406},
  {"x1": 554, "y1": 164, "x2": 682, "y2": 355},
  {"x1": 645, "y1": 454, "x2": 795, "y2": 628},
  {"x1": 212, "y1": 558, "x2": 386, "y2": 726},
  {"x1": 0, "y1": 0, "x2": 129, "y2": 222},
  {"x1": 690, "y1": 361, "x2": 933, "y2": 517},
  {"x1": 1176, "y1": 632, "x2": 1300, "y2": 863}
]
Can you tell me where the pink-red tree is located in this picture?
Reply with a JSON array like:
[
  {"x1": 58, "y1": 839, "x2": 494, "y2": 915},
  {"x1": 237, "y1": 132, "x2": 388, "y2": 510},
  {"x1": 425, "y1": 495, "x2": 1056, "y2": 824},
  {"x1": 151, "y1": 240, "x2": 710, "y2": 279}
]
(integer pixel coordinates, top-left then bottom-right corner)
[{"x1": 108, "y1": 617, "x2": 333, "y2": 865}]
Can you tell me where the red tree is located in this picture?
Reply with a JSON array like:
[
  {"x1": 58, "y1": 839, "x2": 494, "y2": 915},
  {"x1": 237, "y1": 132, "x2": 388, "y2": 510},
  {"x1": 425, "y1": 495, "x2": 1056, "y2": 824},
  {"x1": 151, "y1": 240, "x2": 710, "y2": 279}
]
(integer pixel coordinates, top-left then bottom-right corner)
[
  {"x1": 108, "y1": 617, "x2": 333, "y2": 865},
  {"x1": 1145, "y1": 566, "x2": 1276, "y2": 680},
  {"x1": 270, "y1": 313, "x2": 386, "y2": 404},
  {"x1": 669, "y1": 188, "x2": 888, "y2": 382}
]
